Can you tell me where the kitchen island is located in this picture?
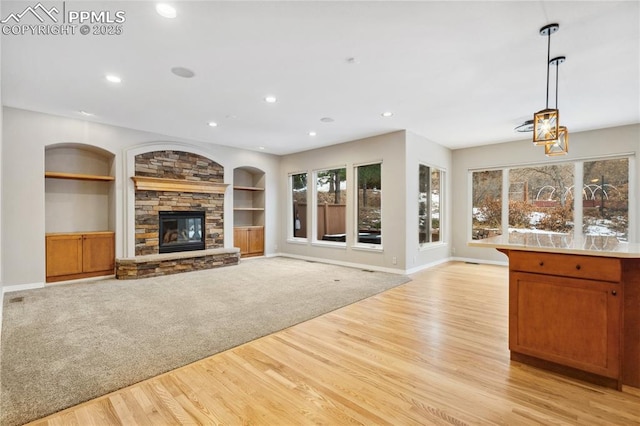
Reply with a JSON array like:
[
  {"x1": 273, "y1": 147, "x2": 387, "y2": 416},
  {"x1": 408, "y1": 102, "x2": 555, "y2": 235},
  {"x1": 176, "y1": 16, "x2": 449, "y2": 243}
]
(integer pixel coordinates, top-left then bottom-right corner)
[{"x1": 469, "y1": 233, "x2": 640, "y2": 390}]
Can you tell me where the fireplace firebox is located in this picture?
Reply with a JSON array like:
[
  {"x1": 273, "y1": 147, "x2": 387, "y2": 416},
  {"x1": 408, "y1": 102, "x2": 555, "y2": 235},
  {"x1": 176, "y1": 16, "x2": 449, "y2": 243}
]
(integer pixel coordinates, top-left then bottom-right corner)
[{"x1": 159, "y1": 211, "x2": 205, "y2": 253}]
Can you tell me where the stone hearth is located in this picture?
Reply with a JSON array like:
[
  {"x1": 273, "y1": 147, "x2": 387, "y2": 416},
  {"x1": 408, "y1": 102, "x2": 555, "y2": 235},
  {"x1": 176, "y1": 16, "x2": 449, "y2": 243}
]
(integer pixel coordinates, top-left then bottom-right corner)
[{"x1": 116, "y1": 248, "x2": 239, "y2": 279}]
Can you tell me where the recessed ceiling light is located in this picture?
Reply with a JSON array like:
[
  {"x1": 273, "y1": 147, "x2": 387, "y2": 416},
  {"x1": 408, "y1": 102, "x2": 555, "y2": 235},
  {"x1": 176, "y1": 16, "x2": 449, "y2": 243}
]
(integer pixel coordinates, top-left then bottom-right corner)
[
  {"x1": 309, "y1": 131, "x2": 317, "y2": 136},
  {"x1": 258, "y1": 146, "x2": 265, "y2": 150},
  {"x1": 171, "y1": 67, "x2": 195, "y2": 78},
  {"x1": 156, "y1": 3, "x2": 176, "y2": 18},
  {"x1": 208, "y1": 121, "x2": 218, "y2": 127},
  {"x1": 105, "y1": 74, "x2": 121, "y2": 83},
  {"x1": 320, "y1": 117, "x2": 334, "y2": 123},
  {"x1": 264, "y1": 96, "x2": 277, "y2": 103},
  {"x1": 79, "y1": 110, "x2": 94, "y2": 116},
  {"x1": 381, "y1": 111, "x2": 393, "y2": 117}
]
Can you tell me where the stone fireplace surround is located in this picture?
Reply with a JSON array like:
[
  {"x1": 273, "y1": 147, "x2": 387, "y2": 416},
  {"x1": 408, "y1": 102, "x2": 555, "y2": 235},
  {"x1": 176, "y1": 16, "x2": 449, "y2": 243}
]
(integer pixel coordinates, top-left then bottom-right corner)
[{"x1": 115, "y1": 150, "x2": 239, "y2": 279}]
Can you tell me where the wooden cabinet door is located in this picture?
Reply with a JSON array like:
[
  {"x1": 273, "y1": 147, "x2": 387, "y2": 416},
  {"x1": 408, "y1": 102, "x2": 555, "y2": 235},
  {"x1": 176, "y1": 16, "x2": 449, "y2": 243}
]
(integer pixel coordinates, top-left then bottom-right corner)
[
  {"x1": 46, "y1": 234, "x2": 83, "y2": 277},
  {"x1": 510, "y1": 271, "x2": 621, "y2": 379},
  {"x1": 234, "y1": 228, "x2": 249, "y2": 255},
  {"x1": 82, "y1": 232, "x2": 115, "y2": 273},
  {"x1": 248, "y1": 227, "x2": 264, "y2": 255}
]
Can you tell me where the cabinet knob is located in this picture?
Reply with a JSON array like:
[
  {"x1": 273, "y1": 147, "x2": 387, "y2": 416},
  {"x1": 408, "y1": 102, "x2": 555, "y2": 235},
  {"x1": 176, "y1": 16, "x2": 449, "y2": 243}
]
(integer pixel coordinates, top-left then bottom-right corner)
[
  {"x1": 576, "y1": 264, "x2": 581, "y2": 270},
  {"x1": 612, "y1": 290, "x2": 617, "y2": 296},
  {"x1": 539, "y1": 261, "x2": 544, "y2": 266}
]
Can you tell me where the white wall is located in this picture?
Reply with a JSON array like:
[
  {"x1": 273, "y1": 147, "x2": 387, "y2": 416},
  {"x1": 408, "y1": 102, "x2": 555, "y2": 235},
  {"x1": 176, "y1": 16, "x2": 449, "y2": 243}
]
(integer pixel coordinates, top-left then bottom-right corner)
[
  {"x1": 0, "y1": 12, "x2": 3, "y2": 313},
  {"x1": 2, "y1": 107, "x2": 280, "y2": 288},
  {"x1": 405, "y1": 131, "x2": 453, "y2": 272},
  {"x1": 451, "y1": 124, "x2": 640, "y2": 263},
  {"x1": 279, "y1": 131, "x2": 409, "y2": 272}
]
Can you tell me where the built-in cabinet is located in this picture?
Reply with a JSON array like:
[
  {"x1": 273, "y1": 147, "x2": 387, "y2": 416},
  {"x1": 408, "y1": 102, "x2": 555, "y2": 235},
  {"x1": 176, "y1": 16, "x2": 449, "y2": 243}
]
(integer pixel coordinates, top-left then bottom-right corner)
[
  {"x1": 233, "y1": 167, "x2": 265, "y2": 257},
  {"x1": 45, "y1": 145, "x2": 116, "y2": 282},
  {"x1": 233, "y1": 226, "x2": 265, "y2": 257},
  {"x1": 46, "y1": 232, "x2": 115, "y2": 282}
]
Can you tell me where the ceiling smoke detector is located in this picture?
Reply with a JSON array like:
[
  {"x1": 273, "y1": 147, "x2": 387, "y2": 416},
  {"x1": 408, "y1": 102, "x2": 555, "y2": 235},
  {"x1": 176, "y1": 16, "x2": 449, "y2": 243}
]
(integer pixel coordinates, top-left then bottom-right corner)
[{"x1": 171, "y1": 67, "x2": 195, "y2": 78}]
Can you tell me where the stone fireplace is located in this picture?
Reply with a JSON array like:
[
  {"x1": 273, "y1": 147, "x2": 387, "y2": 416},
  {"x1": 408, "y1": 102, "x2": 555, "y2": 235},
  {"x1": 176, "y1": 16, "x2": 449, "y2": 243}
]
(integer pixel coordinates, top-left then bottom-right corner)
[
  {"x1": 115, "y1": 150, "x2": 239, "y2": 279},
  {"x1": 133, "y1": 150, "x2": 224, "y2": 256}
]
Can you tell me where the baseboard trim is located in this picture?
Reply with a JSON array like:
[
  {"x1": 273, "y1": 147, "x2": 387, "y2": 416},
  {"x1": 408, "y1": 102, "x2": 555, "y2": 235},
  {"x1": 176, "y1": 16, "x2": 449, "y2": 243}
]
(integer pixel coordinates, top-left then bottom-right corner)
[
  {"x1": 276, "y1": 253, "x2": 406, "y2": 275},
  {"x1": 274, "y1": 254, "x2": 506, "y2": 275},
  {"x1": 450, "y1": 256, "x2": 508, "y2": 267},
  {"x1": 2, "y1": 282, "x2": 45, "y2": 293},
  {"x1": 404, "y1": 257, "x2": 452, "y2": 275}
]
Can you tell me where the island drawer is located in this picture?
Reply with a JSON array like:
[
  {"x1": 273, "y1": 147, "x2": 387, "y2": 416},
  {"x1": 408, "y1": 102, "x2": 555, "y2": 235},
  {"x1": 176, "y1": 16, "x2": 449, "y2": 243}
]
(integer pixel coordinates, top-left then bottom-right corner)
[{"x1": 508, "y1": 251, "x2": 621, "y2": 283}]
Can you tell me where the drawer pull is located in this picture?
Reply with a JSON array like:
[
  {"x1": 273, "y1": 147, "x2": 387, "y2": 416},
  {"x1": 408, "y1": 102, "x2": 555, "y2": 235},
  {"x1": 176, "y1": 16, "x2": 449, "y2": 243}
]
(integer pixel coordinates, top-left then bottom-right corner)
[
  {"x1": 576, "y1": 264, "x2": 581, "y2": 270},
  {"x1": 539, "y1": 261, "x2": 544, "y2": 266},
  {"x1": 612, "y1": 290, "x2": 617, "y2": 296}
]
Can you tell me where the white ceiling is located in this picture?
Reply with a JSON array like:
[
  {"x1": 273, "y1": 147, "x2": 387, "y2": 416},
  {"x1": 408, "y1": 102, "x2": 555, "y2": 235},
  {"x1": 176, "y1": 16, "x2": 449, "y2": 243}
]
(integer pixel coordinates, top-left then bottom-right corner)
[{"x1": 2, "y1": 1, "x2": 639, "y2": 155}]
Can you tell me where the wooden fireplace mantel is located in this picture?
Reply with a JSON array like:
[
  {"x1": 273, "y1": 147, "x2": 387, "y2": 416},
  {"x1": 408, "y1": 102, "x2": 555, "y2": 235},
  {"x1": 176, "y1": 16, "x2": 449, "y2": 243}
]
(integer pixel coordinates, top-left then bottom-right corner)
[{"x1": 131, "y1": 176, "x2": 229, "y2": 194}]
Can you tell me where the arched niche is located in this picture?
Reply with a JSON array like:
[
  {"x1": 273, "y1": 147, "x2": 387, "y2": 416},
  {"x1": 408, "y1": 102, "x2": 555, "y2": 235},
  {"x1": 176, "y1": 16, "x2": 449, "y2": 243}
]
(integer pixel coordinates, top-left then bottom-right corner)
[{"x1": 44, "y1": 143, "x2": 115, "y2": 233}]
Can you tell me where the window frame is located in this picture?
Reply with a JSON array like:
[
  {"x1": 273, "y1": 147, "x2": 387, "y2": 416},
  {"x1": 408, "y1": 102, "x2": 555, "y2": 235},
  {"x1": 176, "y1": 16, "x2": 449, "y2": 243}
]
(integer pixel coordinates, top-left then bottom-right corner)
[
  {"x1": 287, "y1": 171, "x2": 308, "y2": 243},
  {"x1": 312, "y1": 165, "x2": 348, "y2": 248},
  {"x1": 353, "y1": 161, "x2": 383, "y2": 251},
  {"x1": 468, "y1": 154, "x2": 635, "y2": 243},
  {"x1": 419, "y1": 163, "x2": 446, "y2": 249}
]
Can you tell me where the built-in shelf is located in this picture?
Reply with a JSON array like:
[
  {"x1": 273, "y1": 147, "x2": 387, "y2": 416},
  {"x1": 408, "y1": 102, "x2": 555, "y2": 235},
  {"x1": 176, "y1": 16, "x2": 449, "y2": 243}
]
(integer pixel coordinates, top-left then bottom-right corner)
[
  {"x1": 233, "y1": 167, "x2": 265, "y2": 256},
  {"x1": 45, "y1": 171, "x2": 115, "y2": 182},
  {"x1": 233, "y1": 185, "x2": 264, "y2": 191},
  {"x1": 131, "y1": 176, "x2": 228, "y2": 194}
]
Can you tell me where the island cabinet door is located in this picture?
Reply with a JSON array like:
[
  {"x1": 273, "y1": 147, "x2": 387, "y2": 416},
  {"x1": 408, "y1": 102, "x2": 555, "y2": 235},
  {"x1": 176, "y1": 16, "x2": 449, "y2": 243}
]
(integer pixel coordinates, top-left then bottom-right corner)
[{"x1": 509, "y1": 271, "x2": 621, "y2": 379}]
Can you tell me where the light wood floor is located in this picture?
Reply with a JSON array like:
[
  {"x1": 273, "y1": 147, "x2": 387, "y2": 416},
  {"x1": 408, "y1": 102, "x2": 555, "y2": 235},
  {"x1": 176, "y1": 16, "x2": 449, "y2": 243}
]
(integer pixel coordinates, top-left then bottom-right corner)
[{"x1": 29, "y1": 262, "x2": 640, "y2": 425}]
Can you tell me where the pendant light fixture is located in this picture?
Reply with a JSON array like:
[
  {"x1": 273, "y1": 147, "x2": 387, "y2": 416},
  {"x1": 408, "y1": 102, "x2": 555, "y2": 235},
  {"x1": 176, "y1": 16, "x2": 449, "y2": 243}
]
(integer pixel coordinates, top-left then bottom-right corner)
[
  {"x1": 545, "y1": 55, "x2": 569, "y2": 156},
  {"x1": 533, "y1": 23, "x2": 560, "y2": 145}
]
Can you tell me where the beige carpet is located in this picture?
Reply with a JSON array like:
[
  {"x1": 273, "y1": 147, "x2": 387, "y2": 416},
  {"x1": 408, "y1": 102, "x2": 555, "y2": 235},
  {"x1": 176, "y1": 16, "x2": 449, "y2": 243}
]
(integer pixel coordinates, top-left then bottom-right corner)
[{"x1": 0, "y1": 257, "x2": 410, "y2": 426}]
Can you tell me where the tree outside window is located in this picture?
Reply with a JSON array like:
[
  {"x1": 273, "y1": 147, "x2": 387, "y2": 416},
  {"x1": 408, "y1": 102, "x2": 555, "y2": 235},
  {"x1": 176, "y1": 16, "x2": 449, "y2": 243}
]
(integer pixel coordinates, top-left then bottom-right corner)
[
  {"x1": 419, "y1": 165, "x2": 443, "y2": 245},
  {"x1": 509, "y1": 164, "x2": 574, "y2": 234},
  {"x1": 291, "y1": 173, "x2": 307, "y2": 239},
  {"x1": 316, "y1": 168, "x2": 347, "y2": 242},
  {"x1": 356, "y1": 163, "x2": 381, "y2": 245},
  {"x1": 472, "y1": 170, "x2": 502, "y2": 240},
  {"x1": 583, "y1": 158, "x2": 629, "y2": 241}
]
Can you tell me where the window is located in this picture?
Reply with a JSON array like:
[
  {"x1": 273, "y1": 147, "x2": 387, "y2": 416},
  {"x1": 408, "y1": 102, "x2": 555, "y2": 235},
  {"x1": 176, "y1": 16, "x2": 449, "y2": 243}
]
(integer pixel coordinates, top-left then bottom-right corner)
[
  {"x1": 469, "y1": 156, "x2": 632, "y2": 241},
  {"x1": 471, "y1": 170, "x2": 502, "y2": 240},
  {"x1": 356, "y1": 163, "x2": 382, "y2": 245},
  {"x1": 583, "y1": 158, "x2": 629, "y2": 241},
  {"x1": 419, "y1": 165, "x2": 443, "y2": 245},
  {"x1": 509, "y1": 163, "x2": 574, "y2": 234},
  {"x1": 316, "y1": 168, "x2": 347, "y2": 242},
  {"x1": 291, "y1": 173, "x2": 307, "y2": 239}
]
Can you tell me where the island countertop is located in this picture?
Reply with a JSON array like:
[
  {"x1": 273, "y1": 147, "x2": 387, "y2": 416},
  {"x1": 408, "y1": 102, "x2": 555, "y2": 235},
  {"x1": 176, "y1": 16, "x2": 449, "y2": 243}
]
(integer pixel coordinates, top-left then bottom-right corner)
[{"x1": 468, "y1": 232, "x2": 640, "y2": 258}]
